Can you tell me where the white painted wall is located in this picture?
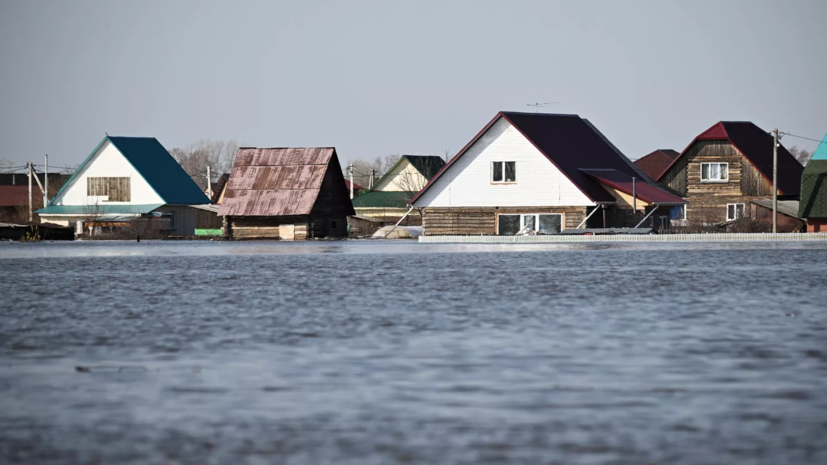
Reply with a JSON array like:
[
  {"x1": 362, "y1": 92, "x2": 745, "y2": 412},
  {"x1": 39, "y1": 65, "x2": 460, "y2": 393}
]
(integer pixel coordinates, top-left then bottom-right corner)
[
  {"x1": 52, "y1": 140, "x2": 164, "y2": 206},
  {"x1": 414, "y1": 117, "x2": 594, "y2": 207},
  {"x1": 373, "y1": 159, "x2": 428, "y2": 192}
]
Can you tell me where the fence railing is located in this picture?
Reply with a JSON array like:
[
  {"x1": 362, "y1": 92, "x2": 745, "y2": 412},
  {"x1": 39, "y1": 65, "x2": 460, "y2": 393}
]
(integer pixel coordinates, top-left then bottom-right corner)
[{"x1": 418, "y1": 233, "x2": 827, "y2": 243}]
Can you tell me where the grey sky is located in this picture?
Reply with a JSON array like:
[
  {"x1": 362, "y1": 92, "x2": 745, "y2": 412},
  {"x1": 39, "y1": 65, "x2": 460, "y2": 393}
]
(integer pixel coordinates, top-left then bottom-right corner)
[{"x1": 1, "y1": 0, "x2": 825, "y2": 170}]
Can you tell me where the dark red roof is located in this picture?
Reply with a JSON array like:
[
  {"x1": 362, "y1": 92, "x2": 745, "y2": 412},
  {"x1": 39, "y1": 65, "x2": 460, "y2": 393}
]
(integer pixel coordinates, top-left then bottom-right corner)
[
  {"x1": 658, "y1": 122, "x2": 804, "y2": 195},
  {"x1": 344, "y1": 179, "x2": 363, "y2": 191},
  {"x1": 412, "y1": 111, "x2": 675, "y2": 204},
  {"x1": 0, "y1": 185, "x2": 30, "y2": 207},
  {"x1": 634, "y1": 149, "x2": 679, "y2": 180},
  {"x1": 580, "y1": 169, "x2": 686, "y2": 205}
]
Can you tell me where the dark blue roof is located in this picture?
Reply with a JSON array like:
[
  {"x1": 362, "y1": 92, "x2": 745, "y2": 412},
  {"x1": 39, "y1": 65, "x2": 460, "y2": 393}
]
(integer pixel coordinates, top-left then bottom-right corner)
[{"x1": 107, "y1": 136, "x2": 209, "y2": 204}]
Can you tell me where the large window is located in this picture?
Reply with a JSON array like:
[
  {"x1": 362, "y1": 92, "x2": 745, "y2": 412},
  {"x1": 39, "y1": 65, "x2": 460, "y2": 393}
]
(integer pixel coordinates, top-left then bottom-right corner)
[
  {"x1": 491, "y1": 161, "x2": 516, "y2": 183},
  {"x1": 701, "y1": 162, "x2": 728, "y2": 182},
  {"x1": 87, "y1": 177, "x2": 131, "y2": 201},
  {"x1": 726, "y1": 203, "x2": 745, "y2": 221},
  {"x1": 498, "y1": 213, "x2": 562, "y2": 235}
]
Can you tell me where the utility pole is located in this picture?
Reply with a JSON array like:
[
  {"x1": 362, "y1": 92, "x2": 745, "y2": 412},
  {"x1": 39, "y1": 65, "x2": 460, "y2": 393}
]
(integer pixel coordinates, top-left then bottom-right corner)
[
  {"x1": 27, "y1": 162, "x2": 33, "y2": 223},
  {"x1": 206, "y1": 165, "x2": 212, "y2": 199},
  {"x1": 772, "y1": 129, "x2": 779, "y2": 233},
  {"x1": 632, "y1": 176, "x2": 637, "y2": 222},
  {"x1": 348, "y1": 163, "x2": 354, "y2": 199},
  {"x1": 44, "y1": 154, "x2": 49, "y2": 207}
]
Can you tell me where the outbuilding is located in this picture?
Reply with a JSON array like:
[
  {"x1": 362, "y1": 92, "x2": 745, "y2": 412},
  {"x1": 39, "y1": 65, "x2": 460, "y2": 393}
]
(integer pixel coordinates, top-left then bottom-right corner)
[
  {"x1": 410, "y1": 112, "x2": 685, "y2": 235},
  {"x1": 219, "y1": 147, "x2": 354, "y2": 240}
]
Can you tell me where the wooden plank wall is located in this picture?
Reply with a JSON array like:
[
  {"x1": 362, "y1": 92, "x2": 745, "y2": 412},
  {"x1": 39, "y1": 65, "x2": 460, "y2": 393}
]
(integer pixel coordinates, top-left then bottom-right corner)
[
  {"x1": 227, "y1": 216, "x2": 309, "y2": 240},
  {"x1": 87, "y1": 177, "x2": 131, "y2": 201},
  {"x1": 423, "y1": 206, "x2": 588, "y2": 235}
]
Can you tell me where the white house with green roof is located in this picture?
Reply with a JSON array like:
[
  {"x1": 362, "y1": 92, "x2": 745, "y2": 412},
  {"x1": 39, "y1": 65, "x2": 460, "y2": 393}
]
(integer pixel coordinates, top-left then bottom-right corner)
[
  {"x1": 352, "y1": 155, "x2": 445, "y2": 222},
  {"x1": 37, "y1": 135, "x2": 211, "y2": 236}
]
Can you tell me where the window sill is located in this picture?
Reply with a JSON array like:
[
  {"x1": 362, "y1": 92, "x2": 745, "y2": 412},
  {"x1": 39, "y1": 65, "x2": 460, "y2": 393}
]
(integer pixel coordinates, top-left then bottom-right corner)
[
  {"x1": 490, "y1": 182, "x2": 517, "y2": 185},
  {"x1": 700, "y1": 180, "x2": 729, "y2": 184}
]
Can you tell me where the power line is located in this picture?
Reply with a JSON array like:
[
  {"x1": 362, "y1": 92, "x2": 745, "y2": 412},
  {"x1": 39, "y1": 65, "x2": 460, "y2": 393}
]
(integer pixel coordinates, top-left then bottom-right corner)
[{"x1": 779, "y1": 132, "x2": 825, "y2": 145}]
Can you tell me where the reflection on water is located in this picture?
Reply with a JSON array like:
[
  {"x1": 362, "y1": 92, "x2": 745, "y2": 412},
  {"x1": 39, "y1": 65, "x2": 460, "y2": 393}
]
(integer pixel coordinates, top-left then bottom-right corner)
[{"x1": 1, "y1": 241, "x2": 826, "y2": 464}]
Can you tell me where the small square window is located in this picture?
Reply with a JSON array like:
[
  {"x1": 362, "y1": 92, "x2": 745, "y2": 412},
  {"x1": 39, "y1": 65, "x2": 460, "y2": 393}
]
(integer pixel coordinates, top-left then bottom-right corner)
[
  {"x1": 491, "y1": 161, "x2": 516, "y2": 183},
  {"x1": 726, "y1": 203, "x2": 745, "y2": 221},
  {"x1": 701, "y1": 162, "x2": 728, "y2": 182}
]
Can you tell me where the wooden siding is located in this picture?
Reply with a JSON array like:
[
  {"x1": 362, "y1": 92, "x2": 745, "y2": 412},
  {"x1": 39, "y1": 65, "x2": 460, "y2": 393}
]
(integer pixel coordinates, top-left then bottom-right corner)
[
  {"x1": 87, "y1": 177, "x2": 131, "y2": 201},
  {"x1": 414, "y1": 117, "x2": 594, "y2": 208},
  {"x1": 227, "y1": 216, "x2": 310, "y2": 240},
  {"x1": 422, "y1": 207, "x2": 588, "y2": 236},
  {"x1": 660, "y1": 140, "x2": 777, "y2": 224}
]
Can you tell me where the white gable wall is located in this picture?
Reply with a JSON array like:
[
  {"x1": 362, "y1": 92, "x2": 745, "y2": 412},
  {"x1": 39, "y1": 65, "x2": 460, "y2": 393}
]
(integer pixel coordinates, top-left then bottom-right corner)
[
  {"x1": 414, "y1": 117, "x2": 594, "y2": 207},
  {"x1": 52, "y1": 140, "x2": 164, "y2": 206},
  {"x1": 373, "y1": 158, "x2": 429, "y2": 192}
]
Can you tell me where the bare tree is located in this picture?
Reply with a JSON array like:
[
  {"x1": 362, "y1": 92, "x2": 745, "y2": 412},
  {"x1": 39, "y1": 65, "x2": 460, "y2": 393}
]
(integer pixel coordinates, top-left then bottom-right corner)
[
  {"x1": 788, "y1": 146, "x2": 813, "y2": 165},
  {"x1": 347, "y1": 154, "x2": 401, "y2": 188},
  {"x1": 169, "y1": 139, "x2": 241, "y2": 190}
]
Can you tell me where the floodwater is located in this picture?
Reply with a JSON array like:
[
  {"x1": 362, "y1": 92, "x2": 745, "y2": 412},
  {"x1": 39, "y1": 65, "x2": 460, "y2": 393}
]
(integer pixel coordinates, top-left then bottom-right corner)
[{"x1": 1, "y1": 241, "x2": 826, "y2": 465}]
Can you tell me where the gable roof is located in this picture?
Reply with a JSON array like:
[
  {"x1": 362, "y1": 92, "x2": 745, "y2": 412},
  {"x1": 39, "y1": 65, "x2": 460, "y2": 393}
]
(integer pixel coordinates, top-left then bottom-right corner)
[
  {"x1": 634, "y1": 149, "x2": 680, "y2": 180},
  {"x1": 48, "y1": 136, "x2": 210, "y2": 206},
  {"x1": 657, "y1": 122, "x2": 804, "y2": 195},
  {"x1": 344, "y1": 179, "x2": 364, "y2": 191},
  {"x1": 412, "y1": 112, "x2": 670, "y2": 205},
  {"x1": 211, "y1": 173, "x2": 230, "y2": 203},
  {"x1": 218, "y1": 147, "x2": 354, "y2": 217},
  {"x1": 402, "y1": 155, "x2": 446, "y2": 180},
  {"x1": 352, "y1": 190, "x2": 413, "y2": 209}
]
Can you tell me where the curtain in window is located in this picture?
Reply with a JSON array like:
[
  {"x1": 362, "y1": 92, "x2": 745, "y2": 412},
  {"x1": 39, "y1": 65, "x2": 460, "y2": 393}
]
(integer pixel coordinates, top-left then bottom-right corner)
[
  {"x1": 702, "y1": 164, "x2": 709, "y2": 180},
  {"x1": 522, "y1": 215, "x2": 536, "y2": 231},
  {"x1": 538, "y1": 214, "x2": 562, "y2": 233},
  {"x1": 492, "y1": 162, "x2": 503, "y2": 182},
  {"x1": 498, "y1": 215, "x2": 520, "y2": 235},
  {"x1": 505, "y1": 162, "x2": 516, "y2": 182},
  {"x1": 719, "y1": 164, "x2": 728, "y2": 180},
  {"x1": 709, "y1": 164, "x2": 720, "y2": 180}
]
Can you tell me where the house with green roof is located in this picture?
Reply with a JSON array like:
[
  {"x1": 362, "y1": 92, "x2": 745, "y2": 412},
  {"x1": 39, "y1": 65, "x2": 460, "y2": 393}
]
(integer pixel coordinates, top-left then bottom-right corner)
[
  {"x1": 352, "y1": 155, "x2": 445, "y2": 222},
  {"x1": 37, "y1": 135, "x2": 211, "y2": 236},
  {"x1": 799, "y1": 133, "x2": 827, "y2": 232}
]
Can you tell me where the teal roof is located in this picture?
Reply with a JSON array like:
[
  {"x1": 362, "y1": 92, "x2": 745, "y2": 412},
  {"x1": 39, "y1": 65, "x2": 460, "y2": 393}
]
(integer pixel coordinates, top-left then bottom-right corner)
[
  {"x1": 352, "y1": 191, "x2": 415, "y2": 209},
  {"x1": 36, "y1": 204, "x2": 163, "y2": 215},
  {"x1": 107, "y1": 137, "x2": 209, "y2": 204},
  {"x1": 811, "y1": 133, "x2": 827, "y2": 161},
  {"x1": 48, "y1": 136, "x2": 210, "y2": 207}
]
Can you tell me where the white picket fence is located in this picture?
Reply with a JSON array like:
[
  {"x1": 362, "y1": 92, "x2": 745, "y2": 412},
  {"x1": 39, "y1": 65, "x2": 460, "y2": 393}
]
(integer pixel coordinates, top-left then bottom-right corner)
[{"x1": 419, "y1": 233, "x2": 827, "y2": 244}]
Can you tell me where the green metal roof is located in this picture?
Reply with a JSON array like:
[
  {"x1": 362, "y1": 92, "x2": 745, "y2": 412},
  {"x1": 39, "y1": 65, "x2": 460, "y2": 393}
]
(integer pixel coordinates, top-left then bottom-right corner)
[
  {"x1": 799, "y1": 159, "x2": 827, "y2": 218},
  {"x1": 36, "y1": 204, "x2": 163, "y2": 215},
  {"x1": 352, "y1": 191, "x2": 415, "y2": 209},
  {"x1": 48, "y1": 136, "x2": 210, "y2": 207},
  {"x1": 812, "y1": 133, "x2": 827, "y2": 161}
]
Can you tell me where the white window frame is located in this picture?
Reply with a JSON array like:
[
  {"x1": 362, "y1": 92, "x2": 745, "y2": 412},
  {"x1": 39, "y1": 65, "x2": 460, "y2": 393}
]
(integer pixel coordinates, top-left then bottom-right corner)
[
  {"x1": 726, "y1": 203, "x2": 745, "y2": 221},
  {"x1": 700, "y1": 162, "x2": 729, "y2": 183},
  {"x1": 496, "y1": 213, "x2": 563, "y2": 234},
  {"x1": 491, "y1": 161, "x2": 516, "y2": 184}
]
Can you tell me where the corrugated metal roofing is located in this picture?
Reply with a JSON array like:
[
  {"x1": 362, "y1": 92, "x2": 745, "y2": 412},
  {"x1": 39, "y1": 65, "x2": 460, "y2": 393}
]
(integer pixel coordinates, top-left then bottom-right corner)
[
  {"x1": 580, "y1": 169, "x2": 687, "y2": 205},
  {"x1": 658, "y1": 122, "x2": 804, "y2": 195},
  {"x1": 107, "y1": 137, "x2": 210, "y2": 205},
  {"x1": 634, "y1": 149, "x2": 679, "y2": 180},
  {"x1": 812, "y1": 133, "x2": 827, "y2": 161},
  {"x1": 799, "y1": 159, "x2": 827, "y2": 218},
  {"x1": 218, "y1": 147, "x2": 355, "y2": 217}
]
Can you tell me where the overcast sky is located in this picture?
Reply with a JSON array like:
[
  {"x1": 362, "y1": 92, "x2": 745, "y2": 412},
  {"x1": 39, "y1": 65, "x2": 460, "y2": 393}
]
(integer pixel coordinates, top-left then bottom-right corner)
[{"x1": 1, "y1": 0, "x2": 825, "y2": 169}]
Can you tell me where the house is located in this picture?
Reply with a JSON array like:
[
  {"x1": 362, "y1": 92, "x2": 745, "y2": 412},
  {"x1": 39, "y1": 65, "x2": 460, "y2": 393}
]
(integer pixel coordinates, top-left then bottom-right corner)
[
  {"x1": 635, "y1": 149, "x2": 680, "y2": 181},
  {"x1": 799, "y1": 133, "x2": 827, "y2": 232},
  {"x1": 0, "y1": 173, "x2": 71, "y2": 223},
  {"x1": 218, "y1": 147, "x2": 354, "y2": 240},
  {"x1": 410, "y1": 112, "x2": 685, "y2": 235},
  {"x1": 211, "y1": 173, "x2": 230, "y2": 204},
  {"x1": 344, "y1": 179, "x2": 364, "y2": 195},
  {"x1": 657, "y1": 122, "x2": 804, "y2": 229},
  {"x1": 36, "y1": 136, "x2": 211, "y2": 236},
  {"x1": 352, "y1": 155, "x2": 445, "y2": 223}
]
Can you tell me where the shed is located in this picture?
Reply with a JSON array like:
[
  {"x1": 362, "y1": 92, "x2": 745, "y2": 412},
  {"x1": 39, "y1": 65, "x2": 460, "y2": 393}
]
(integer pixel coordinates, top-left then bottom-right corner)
[{"x1": 218, "y1": 147, "x2": 354, "y2": 240}]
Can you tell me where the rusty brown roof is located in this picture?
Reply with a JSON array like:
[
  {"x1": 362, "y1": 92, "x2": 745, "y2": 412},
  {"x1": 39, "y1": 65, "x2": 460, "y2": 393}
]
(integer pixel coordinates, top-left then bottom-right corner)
[{"x1": 218, "y1": 147, "x2": 335, "y2": 216}]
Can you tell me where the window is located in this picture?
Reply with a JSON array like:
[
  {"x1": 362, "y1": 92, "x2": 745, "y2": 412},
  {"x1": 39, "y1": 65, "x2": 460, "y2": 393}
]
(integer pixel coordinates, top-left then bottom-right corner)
[
  {"x1": 498, "y1": 213, "x2": 562, "y2": 235},
  {"x1": 87, "y1": 177, "x2": 131, "y2": 201},
  {"x1": 700, "y1": 163, "x2": 728, "y2": 182},
  {"x1": 726, "y1": 203, "x2": 745, "y2": 221},
  {"x1": 491, "y1": 161, "x2": 516, "y2": 183},
  {"x1": 670, "y1": 205, "x2": 686, "y2": 221}
]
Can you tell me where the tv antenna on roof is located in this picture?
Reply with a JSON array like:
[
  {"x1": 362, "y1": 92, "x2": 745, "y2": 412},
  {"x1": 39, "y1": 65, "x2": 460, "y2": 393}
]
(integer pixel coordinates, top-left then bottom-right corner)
[{"x1": 526, "y1": 102, "x2": 561, "y2": 113}]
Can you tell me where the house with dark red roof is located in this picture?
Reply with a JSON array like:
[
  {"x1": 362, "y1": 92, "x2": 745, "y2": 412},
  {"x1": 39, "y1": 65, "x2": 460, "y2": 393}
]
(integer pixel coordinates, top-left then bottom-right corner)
[
  {"x1": 635, "y1": 149, "x2": 679, "y2": 181},
  {"x1": 657, "y1": 121, "x2": 804, "y2": 229},
  {"x1": 411, "y1": 111, "x2": 685, "y2": 235}
]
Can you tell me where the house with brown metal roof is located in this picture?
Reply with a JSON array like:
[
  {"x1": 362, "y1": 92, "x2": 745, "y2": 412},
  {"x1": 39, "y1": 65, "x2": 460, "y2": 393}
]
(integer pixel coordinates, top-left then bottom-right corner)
[
  {"x1": 657, "y1": 122, "x2": 804, "y2": 230},
  {"x1": 218, "y1": 147, "x2": 355, "y2": 240},
  {"x1": 635, "y1": 149, "x2": 679, "y2": 181},
  {"x1": 410, "y1": 112, "x2": 686, "y2": 235}
]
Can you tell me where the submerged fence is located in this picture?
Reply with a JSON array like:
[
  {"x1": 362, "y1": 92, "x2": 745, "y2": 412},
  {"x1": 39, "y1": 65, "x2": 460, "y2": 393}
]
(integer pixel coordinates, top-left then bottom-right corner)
[{"x1": 419, "y1": 233, "x2": 827, "y2": 244}]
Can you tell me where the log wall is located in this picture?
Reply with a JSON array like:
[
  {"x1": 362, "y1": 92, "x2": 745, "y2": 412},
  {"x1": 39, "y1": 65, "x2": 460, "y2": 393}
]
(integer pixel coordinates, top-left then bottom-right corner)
[{"x1": 422, "y1": 206, "x2": 588, "y2": 235}]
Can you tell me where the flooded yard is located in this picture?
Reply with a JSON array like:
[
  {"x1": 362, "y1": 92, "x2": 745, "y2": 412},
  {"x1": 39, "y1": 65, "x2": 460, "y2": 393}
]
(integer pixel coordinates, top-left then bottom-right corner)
[{"x1": 1, "y1": 241, "x2": 826, "y2": 464}]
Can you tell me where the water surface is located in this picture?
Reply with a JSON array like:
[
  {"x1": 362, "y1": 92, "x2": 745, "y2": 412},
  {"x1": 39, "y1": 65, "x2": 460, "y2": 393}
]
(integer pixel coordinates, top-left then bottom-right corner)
[{"x1": 1, "y1": 241, "x2": 826, "y2": 464}]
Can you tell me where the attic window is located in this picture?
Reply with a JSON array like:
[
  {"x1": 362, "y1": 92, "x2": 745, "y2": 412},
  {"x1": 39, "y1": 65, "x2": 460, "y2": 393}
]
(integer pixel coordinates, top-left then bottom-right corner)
[
  {"x1": 701, "y1": 162, "x2": 728, "y2": 182},
  {"x1": 492, "y1": 161, "x2": 516, "y2": 183}
]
